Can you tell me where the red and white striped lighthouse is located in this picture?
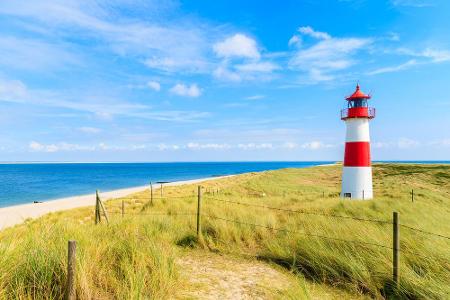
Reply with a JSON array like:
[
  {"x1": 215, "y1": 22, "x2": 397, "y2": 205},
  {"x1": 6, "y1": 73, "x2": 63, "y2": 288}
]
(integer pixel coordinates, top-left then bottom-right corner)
[{"x1": 340, "y1": 84, "x2": 376, "y2": 200}]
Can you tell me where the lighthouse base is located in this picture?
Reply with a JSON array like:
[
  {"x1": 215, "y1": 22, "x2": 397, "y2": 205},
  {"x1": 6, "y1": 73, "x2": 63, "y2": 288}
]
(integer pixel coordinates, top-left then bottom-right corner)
[{"x1": 341, "y1": 167, "x2": 373, "y2": 200}]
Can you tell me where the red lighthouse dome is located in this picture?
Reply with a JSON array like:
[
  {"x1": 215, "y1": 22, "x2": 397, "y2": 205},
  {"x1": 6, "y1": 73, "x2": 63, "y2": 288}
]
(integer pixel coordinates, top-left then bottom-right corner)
[
  {"x1": 341, "y1": 84, "x2": 375, "y2": 120},
  {"x1": 345, "y1": 84, "x2": 371, "y2": 100}
]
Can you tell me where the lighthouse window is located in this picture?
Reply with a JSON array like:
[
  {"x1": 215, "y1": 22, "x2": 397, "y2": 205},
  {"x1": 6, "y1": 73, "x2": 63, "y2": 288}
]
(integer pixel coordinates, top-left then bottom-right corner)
[{"x1": 349, "y1": 99, "x2": 368, "y2": 108}]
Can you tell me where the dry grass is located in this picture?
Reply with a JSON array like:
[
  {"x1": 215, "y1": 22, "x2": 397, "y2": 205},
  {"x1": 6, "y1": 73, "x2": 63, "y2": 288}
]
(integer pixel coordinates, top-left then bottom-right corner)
[{"x1": 0, "y1": 163, "x2": 449, "y2": 299}]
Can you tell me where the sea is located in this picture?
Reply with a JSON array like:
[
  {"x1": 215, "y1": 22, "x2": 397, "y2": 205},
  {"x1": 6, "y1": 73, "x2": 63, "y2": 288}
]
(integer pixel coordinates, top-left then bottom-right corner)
[
  {"x1": 0, "y1": 161, "x2": 331, "y2": 208},
  {"x1": 1, "y1": 161, "x2": 448, "y2": 208}
]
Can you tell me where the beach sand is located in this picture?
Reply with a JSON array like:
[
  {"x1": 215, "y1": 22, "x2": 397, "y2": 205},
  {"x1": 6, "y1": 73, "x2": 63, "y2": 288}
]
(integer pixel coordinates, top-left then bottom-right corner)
[{"x1": 0, "y1": 176, "x2": 230, "y2": 231}]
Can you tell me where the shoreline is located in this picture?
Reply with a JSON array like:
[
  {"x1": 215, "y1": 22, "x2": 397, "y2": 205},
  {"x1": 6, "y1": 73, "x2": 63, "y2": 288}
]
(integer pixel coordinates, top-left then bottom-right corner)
[{"x1": 0, "y1": 175, "x2": 232, "y2": 231}]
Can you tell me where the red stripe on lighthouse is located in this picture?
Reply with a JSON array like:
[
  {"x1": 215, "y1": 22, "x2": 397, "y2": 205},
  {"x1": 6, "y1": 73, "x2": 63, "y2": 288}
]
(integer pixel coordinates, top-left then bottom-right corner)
[{"x1": 344, "y1": 141, "x2": 371, "y2": 167}]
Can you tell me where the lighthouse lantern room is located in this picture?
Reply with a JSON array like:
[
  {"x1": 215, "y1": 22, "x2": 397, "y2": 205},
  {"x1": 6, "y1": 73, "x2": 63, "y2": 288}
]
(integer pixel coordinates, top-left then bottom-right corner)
[{"x1": 340, "y1": 84, "x2": 375, "y2": 200}]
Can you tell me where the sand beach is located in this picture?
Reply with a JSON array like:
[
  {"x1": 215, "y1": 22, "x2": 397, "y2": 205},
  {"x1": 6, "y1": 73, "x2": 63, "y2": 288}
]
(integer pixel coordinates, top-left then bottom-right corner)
[{"x1": 0, "y1": 175, "x2": 230, "y2": 231}]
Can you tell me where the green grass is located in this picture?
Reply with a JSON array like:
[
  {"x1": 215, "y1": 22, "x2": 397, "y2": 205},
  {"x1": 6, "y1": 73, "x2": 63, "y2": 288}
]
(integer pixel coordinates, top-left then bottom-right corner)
[{"x1": 0, "y1": 163, "x2": 449, "y2": 299}]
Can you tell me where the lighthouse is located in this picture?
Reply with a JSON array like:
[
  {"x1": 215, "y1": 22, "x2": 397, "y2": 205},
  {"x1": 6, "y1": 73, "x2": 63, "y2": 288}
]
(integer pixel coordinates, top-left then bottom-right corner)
[{"x1": 340, "y1": 84, "x2": 376, "y2": 200}]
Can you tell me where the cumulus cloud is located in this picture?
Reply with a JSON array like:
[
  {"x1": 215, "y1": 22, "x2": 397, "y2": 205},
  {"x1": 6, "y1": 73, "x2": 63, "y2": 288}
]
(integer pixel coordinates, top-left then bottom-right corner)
[
  {"x1": 298, "y1": 26, "x2": 331, "y2": 40},
  {"x1": 169, "y1": 83, "x2": 202, "y2": 97},
  {"x1": 212, "y1": 33, "x2": 279, "y2": 82},
  {"x1": 147, "y1": 81, "x2": 161, "y2": 91},
  {"x1": 213, "y1": 34, "x2": 260, "y2": 59}
]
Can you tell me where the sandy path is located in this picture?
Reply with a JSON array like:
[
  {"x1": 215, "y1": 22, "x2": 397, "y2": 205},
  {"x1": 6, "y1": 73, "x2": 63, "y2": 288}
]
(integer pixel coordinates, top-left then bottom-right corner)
[
  {"x1": 0, "y1": 176, "x2": 231, "y2": 230},
  {"x1": 176, "y1": 251, "x2": 292, "y2": 300}
]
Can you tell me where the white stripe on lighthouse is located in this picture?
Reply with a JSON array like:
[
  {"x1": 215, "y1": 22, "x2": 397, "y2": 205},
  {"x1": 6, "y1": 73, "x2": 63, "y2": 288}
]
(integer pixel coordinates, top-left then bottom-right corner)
[
  {"x1": 345, "y1": 119, "x2": 370, "y2": 142},
  {"x1": 341, "y1": 167, "x2": 373, "y2": 199}
]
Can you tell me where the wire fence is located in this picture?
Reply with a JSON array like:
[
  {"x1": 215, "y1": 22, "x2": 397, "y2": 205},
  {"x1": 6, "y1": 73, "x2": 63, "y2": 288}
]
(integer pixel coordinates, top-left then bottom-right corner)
[
  {"x1": 97, "y1": 190, "x2": 450, "y2": 243},
  {"x1": 87, "y1": 185, "x2": 450, "y2": 290}
]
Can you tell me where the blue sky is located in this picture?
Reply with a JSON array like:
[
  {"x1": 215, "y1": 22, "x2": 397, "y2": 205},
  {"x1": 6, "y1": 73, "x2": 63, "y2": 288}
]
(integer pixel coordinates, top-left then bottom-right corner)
[{"x1": 0, "y1": 0, "x2": 449, "y2": 162}]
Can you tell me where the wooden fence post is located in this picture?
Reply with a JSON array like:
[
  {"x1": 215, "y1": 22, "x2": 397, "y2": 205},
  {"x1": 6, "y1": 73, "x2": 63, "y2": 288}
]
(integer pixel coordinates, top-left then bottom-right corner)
[
  {"x1": 411, "y1": 189, "x2": 414, "y2": 202},
  {"x1": 150, "y1": 181, "x2": 153, "y2": 205},
  {"x1": 196, "y1": 186, "x2": 202, "y2": 238},
  {"x1": 363, "y1": 190, "x2": 365, "y2": 200},
  {"x1": 121, "y1": 199, "x2": 125, "y2": 217},
  {"x1": 66, "y1": 240, "x2": 76, "y2": 300},
  {"x1": 98, "y1": 195, "x2": 109, "y2": 224},
  {"x1": 160, "y1": 183, "x2": 163, "y2": 198},
  {"x1": 95, "y1": 190, "x2": 100, "y2": 224},
  {"x1": 393, "y1": 211, "x2": 399, "y2": 286}
]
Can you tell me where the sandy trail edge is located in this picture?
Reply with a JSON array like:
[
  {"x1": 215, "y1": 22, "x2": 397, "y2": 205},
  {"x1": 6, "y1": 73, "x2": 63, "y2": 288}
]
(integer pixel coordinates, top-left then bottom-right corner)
[{"x1": 0, "y1": 175, "x2": 232, "y2": 231}]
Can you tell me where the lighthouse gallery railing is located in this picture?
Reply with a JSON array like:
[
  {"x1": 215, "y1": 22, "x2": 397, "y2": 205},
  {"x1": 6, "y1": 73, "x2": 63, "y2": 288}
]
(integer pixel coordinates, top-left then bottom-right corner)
[{"x1": 341, "y1": 107, "x2": 376, "y2": 120}]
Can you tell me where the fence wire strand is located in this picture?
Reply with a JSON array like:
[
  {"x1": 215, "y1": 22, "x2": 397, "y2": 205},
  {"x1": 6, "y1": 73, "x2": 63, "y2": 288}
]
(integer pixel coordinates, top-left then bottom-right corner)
[
  {"x1": 203, "y1": 214, "x2": 393, "y2": 250},
  {"x1": 107, "y1": 211, "x2": 195, "y2": 217},
  {"x1": 399, "y1": 224, "x2": 450, "y2": 240},
  {"x1": 204, "y1": 196, "x2": 392, "y2": 225}
]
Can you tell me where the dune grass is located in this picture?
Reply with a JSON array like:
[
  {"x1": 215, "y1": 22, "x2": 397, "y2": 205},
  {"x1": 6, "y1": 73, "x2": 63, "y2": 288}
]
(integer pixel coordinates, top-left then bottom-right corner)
[{"x1": 0, "y1": 163, "x2": 449, "y2": 299}]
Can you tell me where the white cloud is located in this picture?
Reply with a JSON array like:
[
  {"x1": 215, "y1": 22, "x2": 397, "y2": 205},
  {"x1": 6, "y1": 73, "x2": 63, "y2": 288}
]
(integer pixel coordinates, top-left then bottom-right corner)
[
  {"x1": 213, "y1": 62, "x2": 278, "y2": 82},
  {"x1": 281, "y1": 142, "x2": 298, "y2": 149},
  {"x1": 29, "y1": 141, "x2": 95, "y2": 152},
  {"x1": 421, "y1": 48, "x2": 450, "y2": 62},
  {"x1": 298, "y1": 26, "x2": 331, "y2": 40},
  {"x1": 391, "y1": 0, "x2": 434, "y2": 7},
  {"x1": 289, "y1": 26, "x2": 372, "y2": 82},
  {"x1": 0, "y1": 78, "x2": 28, "y2": 102},
  {"x1": 170, "y1": 83, "x2": 202, "y2": 97},
  {"x1": 367, "y1": 59, "x2": 418, "y2": 75},
  {"x1": 244, "y1": 95, "x2": 265, "y2": 100},
  {"x1": 213, "y1": 66, "x2": 242, "y2": 82},
  {"x1": 158, "y1": 143, "x2": 181, "y2": 151},
  {"x1": 0, "y1": 1, "x2": 211, "y2": 73},
  {"x1": 397, "y1": 47, "x2": 450, "y2": 62},
  {"x1": 1, "y1": 78, "x2": 208, "y2": 122},
  {"x1": 373, "y1": 138, "x2": 421, "y2": 149},
  {"x1": 212, "y1": 33, "x2": 278, "y2": 82},
  {"x1": 235, "y1": 62, "x2": 279, "y2": 73},
  {"x1": 187, "y1": 142, "x2": 232, "y2": 150},
  {"x1": 368, "y1": 47, "x2": 450, "y2": 75},
  {"x1": 301, "y1": 141, "x2": 335, "y2": 150},
  {"x1": 29, "y1": 141, "x2": 158, "y2": 152},
  {"x1": 0, "y1": 36, "x2": 80, "y2": 71},
  {"x1": 147, "y1": 81, "x2": 161, "y2": 91},
  {"x1": 213, "y1": 34, "x2": 260, "y2": 59},
  {"x1": 237, "y1": 143, "x2": 273, "y2": 150},
  {"x1": 288, "y1": 35, "x2": 301, "y2": 47}
]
